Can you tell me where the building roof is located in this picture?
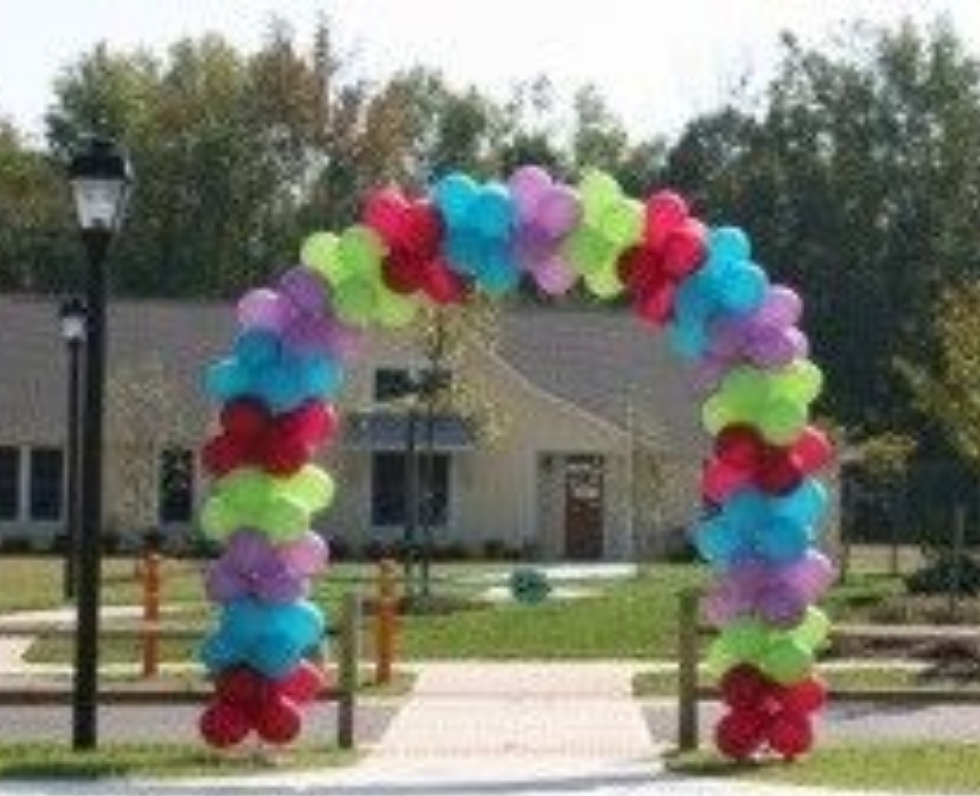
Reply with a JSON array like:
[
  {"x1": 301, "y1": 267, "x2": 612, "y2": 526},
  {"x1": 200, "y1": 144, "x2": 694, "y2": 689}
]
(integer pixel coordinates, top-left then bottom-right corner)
[{"x1": 0, "y1": 297, "x2": 704, "y2": 454}]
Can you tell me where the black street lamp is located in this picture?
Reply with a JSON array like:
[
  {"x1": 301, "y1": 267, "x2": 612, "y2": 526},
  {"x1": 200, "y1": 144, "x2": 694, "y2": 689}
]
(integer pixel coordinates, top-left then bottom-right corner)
[
  {"x1": 68, "y1": 136, "x2": 132, "y2": 750},
  {"x1": 59, "y1": 298, "x2": 86, "y2": 602}
]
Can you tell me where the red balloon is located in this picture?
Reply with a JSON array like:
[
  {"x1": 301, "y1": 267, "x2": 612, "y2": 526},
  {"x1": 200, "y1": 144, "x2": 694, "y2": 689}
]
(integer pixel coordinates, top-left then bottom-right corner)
[
  {"x1": 795, "y1": 426, "x2": 834, "y2": 473},
  {"x1": 720, "y1": 664, "x2": 769, "y2": 711},
  {"x1": 634, "y1": 282, "x2": 675, "y2": 326},
  {"x1": 222, "y1": 399, "x2": 268, "y2": 438},
  {"x1": 660, "y1": 221, "x2": 707, "y2": 278},
  {"x1": 767, "y1": 711, "x2": 813, "y2": 760},
  {"x1": 715, "y1": 708, "x2": 767, "y2": 761},
  {"x1": 757, "y1": 452, "x2": 802, "y2": 494},
  {"x1": 701, "y1": 460, "x2": 746, "y2": 504},
  {"x1": 215, "y1": 667, "x2": 265, "y2": 709},
  {"x1": 201, "y1": 434, "x2": 244, "y2": 478},
  {"x1": 383, "y1": 254, "x2": 428, "y2": 295},
  {"x1": 777, "y1": 677, "x2": 827, "y2": 715},
  {"x1": 278, "y1": 661, "x2": 326, "y2": 704},
  {"x1": 423, "y1": 260, "x2": 470, "y2": 305},
  {"x1": 645, "y1": 192, "x2": 689, "y2": 244},
  {"x1": 363, "y1": 189, "x2": 411, "y2": 244},
  {"x1": 200, "y1": 701, "x2": 252, "y2": 749},
  {"x1": 255, "y1": 695, "x2": 303, "y2": 745}
]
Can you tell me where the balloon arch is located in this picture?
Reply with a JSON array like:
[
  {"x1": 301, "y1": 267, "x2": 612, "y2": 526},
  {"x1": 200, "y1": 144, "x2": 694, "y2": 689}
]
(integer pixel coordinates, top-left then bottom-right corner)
[{"x1": 197, "y1": 166, "x2": 834, "y2": 761}]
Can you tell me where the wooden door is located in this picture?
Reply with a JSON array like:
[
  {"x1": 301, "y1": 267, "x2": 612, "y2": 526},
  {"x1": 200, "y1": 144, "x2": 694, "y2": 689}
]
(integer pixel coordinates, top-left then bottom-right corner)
[{"x1": 564, "y1": 455, "x2": 604, "y2": 560}]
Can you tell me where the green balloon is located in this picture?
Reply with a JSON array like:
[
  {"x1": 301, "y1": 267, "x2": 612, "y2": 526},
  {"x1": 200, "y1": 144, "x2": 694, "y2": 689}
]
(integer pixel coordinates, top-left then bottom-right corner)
[
  {"x1": 334, "y1": 280, "x2": 378, "y2": 327},
  {"x1": 719, "y1": 619, "x2": 767, "y2": 661},
  {"x1": 723, "y1": 367, "x2": 767, "y2": 410},
  {"x1": 222, "y1": 470, "x2": 271, "y2": 514},
  {"x1": 201, "y1": 497, "x2": 234, "y2": 540},
  {"x1": 339, "y1": 225, "x2": 385, "y2": 279},
  {"x1": 762, "y1": 398, "x2": 808, "y2": 446},
  {"x1": 761, "y1": 639, "x2": 813, "y2": 685},
  {"x1": 261, "y1": 498, "x2": 309, "y2": 542},
  {"x1": 285, "y1": 466, "x2": 336, "y2": 511},
  {"x1": 578, "y1": 169, "x2": 622, "y2": 217},
  {"x1": 564, "y1": 227, "x2": 613, "y2": 274},
  {"x1": 707, "y1": 637, "x2": 735, "y2": 676},
  {"x1": 599, "y1": 199, "x2": 643, "y2": 247},
  {"x1": 300, "y1": 232, "x2": 341, "y2": 282},
  {"x1": 583, "y1": 267, "x2": 624, "y2": 299},
  {"x1": 702, "y1": 394, "x2": 733, "y2": 436},
  {"x1": 793, "y1": 607, "x2": 831, "y2": 651},
  {"x1": 375, "y1": 291, "x2": 418, "y2": 328},
  {"x1": 781, "y1": 360, "x2": 824, "y2": 403}
]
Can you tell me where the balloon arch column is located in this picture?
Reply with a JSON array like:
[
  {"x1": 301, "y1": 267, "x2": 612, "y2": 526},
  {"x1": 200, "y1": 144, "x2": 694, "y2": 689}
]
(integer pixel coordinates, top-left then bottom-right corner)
[{"x1": 197, "y1": 166, "x2": 834, "y2": 761}]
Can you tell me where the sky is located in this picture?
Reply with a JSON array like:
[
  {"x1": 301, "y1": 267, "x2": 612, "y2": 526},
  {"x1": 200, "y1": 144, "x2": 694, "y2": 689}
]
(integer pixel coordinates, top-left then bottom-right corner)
[{"x1": 1, "y1": 0, "x2": 979, "y2": 142}]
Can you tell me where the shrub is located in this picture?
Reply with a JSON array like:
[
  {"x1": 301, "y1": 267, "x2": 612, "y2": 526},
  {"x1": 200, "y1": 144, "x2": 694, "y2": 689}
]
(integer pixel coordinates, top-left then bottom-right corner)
[{"x1": 906, "y1": 553, "x2": 980, "y2": 596}]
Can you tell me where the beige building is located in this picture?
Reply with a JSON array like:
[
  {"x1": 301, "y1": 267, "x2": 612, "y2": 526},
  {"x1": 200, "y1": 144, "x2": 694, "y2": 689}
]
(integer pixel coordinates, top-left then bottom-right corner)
[{"x1": 0, "y1": 297, "x2": 708, "y2": 560}]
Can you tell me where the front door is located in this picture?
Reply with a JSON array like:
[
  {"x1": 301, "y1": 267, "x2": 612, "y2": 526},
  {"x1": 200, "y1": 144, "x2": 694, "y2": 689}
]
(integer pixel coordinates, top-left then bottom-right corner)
[{"x1": 564, "y1": 455, "x2": 604, "y2": 560}]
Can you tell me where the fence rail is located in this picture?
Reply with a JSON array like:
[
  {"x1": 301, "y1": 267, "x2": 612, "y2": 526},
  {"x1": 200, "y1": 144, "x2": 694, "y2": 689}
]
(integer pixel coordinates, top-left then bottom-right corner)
[{"x1": 675, "y1": 588, "x2": 980, "y2": 751}]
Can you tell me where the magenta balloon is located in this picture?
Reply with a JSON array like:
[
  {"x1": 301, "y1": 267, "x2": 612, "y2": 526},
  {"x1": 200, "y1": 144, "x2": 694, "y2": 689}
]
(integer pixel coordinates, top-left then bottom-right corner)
[
  {"x1": 536, "y1": 186, "x2": 582, "y2": 238},
  {"x1": 238, "y1": 289, "x2": 289, "y2": 331}
]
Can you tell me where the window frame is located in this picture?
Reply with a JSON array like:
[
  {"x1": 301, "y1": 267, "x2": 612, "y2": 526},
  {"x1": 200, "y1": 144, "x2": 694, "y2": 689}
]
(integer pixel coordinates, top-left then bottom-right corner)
[
  {"x1": 0, "y1": 446, "x2": 22, "y2": 522},
  {"x1": 370, "y1": 450, "x2": 452, "y2": 529},
  {"x1": 28, "y1": 446, "x2": 64, "y2": 522},
  {"x1": 158, "y1": 447, "x2": 196, "y2": 526}
]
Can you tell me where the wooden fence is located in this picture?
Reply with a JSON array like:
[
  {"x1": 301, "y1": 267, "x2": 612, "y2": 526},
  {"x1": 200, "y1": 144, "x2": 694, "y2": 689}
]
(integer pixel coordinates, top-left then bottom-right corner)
[{"x1": 675, "y1": 587, "x2": 980, "y2": 751}]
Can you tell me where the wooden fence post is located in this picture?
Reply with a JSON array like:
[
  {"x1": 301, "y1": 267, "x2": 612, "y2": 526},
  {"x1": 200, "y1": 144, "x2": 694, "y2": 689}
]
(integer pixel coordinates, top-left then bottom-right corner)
[
  {"x1": 677, "y1": 588, "x2": 700, "y2": 752},
  {"x1": 140, "y1": 551, "x2": 161, "y2": 679},
  {"x1": 337, "y1": 591, "x2": 361, "y2": 750},
  {"x1": 375, "y1": 558, "x2": 399, "y2": 685}
]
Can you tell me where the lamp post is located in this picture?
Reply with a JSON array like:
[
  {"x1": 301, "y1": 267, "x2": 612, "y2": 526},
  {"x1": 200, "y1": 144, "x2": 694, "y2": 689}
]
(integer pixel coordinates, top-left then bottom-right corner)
[
  {"x1": 68, "y1": 136, "x2": 132, "y2": 750},
  {"x1": 59, "y1": 298, "x2": 86, "y2": 602}
]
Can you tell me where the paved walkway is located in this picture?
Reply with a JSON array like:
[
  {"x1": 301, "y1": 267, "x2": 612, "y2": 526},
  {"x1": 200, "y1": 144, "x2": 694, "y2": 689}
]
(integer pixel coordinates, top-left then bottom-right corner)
[{"x1": 6, "y1": 662, "x2": 976, "y2": 796}]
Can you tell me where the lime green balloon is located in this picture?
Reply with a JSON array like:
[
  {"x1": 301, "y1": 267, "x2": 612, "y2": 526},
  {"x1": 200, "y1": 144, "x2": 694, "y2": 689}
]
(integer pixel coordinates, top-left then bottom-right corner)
[
  {"x1": 599, "y1": 199, "x2": 643, "y2": 247},
  {"x1": 261, "y1": 498, "x2": 309, "y2": 542},
  {"x1": 780, "y1": 360, "x2": 824, "y2": 403},
  {"x1": 201, "y1": 497, "x2": 234, "y2": 540},
  {"x1": 719, "y1": 619, "x2": 768, "y2": 660},
  {"x1": 723, "y1": 367, "x2": 768, "y2": 410},
  {"x1": 221, "y1": 470, "x2": 272, "y2": 514},
  {"x1": 376, "y1": 291, "x2": 418, "y2": 328},
  {"x1": 707, "y1": 637, "x2": 735, "y2": 676},
  {"x1": 793, "y1": 607, "x2": 831, "y2": 651},
  {"x1": 334, "y1": 280, "x2": 378, "y2": 327},
  {"x1": 702, "y1": 394, "x2": 733, "y2": 436},
  {"x1": 564, "y1": 227, "x2": 613, "y2": 274},
  {"x1": 761, "y1": 639, "x2": 813, "y2": 685},
  {"x1": 301, "y1": 232, "x2": 346, "y2": 285},
  {"x1": 285, "y1": 466, "x2": 336, "y2": 511},
  {"x1": 762, "y1": 398, "x2": 808, "y2": 445},
  {"x1": 583, "y1": 267, "x2": 624, "y2": 299},
  {"x1": 578, "y1": 170, "x2": 622, "y2": 217},
  {"x1": 339, "y1": 225, "x2": 385, "y2": 279}
]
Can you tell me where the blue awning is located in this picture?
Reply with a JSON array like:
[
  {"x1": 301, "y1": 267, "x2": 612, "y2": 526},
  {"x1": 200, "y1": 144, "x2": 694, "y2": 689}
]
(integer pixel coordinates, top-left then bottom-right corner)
[{"x1": 343, "y1": 412, "x2": 476, "y2": 451}]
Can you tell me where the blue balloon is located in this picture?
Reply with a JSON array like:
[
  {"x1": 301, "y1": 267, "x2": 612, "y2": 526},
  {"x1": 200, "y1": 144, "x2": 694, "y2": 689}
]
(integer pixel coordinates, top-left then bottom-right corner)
[
  {"x1": 434, "y1": 174, "x2": 520, "y2": 295},
  {"x1": 204, "y1": 332, "x2": 344, "y2": 413},
  {"x1": 434, "y1": 173, "x2": 479, "y2": 226},
  {"x1": 669, "y1": 226, "x2": 769, "y2": 361},
  {"x1": 200, "y1": 599, "x2": 326, "y2": 679},
  {"x1": 692, "y1": 481, "x2": 826, "y2": 569}
]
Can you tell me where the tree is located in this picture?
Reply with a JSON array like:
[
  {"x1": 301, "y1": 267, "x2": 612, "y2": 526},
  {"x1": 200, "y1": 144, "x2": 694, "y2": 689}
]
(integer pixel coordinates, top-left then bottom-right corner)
[
  {"x1": 104, "y1": 359, "x2": 189, "y2": 542},
  {"x1": 898, "y1": 283, "x2": 980, "y2": 472}
]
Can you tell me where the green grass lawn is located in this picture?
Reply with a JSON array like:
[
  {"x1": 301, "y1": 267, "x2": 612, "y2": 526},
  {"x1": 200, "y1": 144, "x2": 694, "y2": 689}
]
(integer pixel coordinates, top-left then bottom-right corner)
[
  {"x1": 9, "y1": 554, "x2": 971, "y2": 661},
  {"x1": 668, "y1": 743, "x2": 980, "y2": 793},
  {"x1": 0, "y1": 743, "x2": 353, "y2": 779},
  {"x1": 633, "y1": 665, "x2": 971, "y2": 697}
]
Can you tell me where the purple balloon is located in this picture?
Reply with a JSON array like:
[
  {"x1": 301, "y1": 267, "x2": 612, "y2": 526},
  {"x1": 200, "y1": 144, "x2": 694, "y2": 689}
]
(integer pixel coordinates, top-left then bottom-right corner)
[
  {"x1": 533, "y1": 256, "x2": 578, "y2": 296},
  {"x1": 206, "y1": 530, "x2": 329, "y2": 605},
  {"x1": 279, "y1": 266, "x2": 328, "y2": 314},
  {"x1": 536, "y1": 186, "x2": 582, "y2": 238},
  {"x1": 508, "y1": 165, "x2": 551, "y2": 212},
  {"x1": 237, "y1": 289, "x2": 291, "y2": 332},
  {"x1": 704, "y1": 552, "x2": 836, "y2": 628}
]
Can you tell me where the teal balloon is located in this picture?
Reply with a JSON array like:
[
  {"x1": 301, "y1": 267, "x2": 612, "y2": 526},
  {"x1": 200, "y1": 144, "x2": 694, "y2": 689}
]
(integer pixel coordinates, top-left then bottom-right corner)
[
  {"x1": 434, "y1": 173, "x2": 479, "y2": 226},
  {"x1": 710, "y1": 226, "x2": 751, "y2": 262}
]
